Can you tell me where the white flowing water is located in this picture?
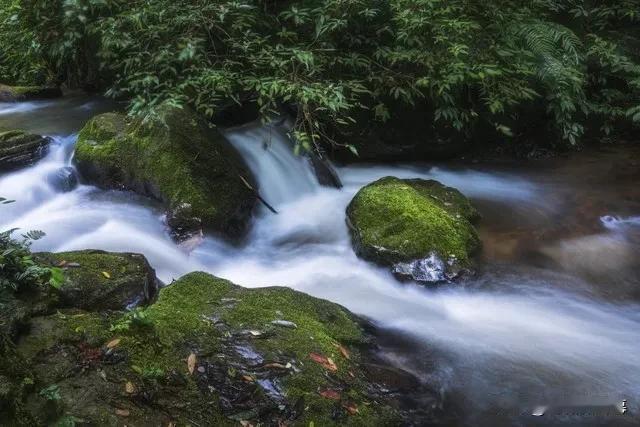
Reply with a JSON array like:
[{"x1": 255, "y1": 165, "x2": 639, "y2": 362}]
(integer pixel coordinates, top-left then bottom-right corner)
[{"x1": 1, "y1": 99, "x2": 639, "y2": 424}]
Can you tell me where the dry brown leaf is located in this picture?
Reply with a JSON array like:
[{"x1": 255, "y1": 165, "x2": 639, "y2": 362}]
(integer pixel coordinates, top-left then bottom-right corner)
[
  {"x1": 343, "y1": 402, "x2": 359, "y2": 415},
  {"x1": 319, "y1": 389, "x2": 341, "y2": 400},
  {"x1": 115, "y1": 408, "x2": 130, "y2": 417},
  {"x1": 102, "y1": 271, "x2": 111, "y2": 279},
  {"x1": 309, "y1": 353, "x2": 338, "y2": 372},
  {"x1": 106, "y1": 338, "x2": 121, "y2": 349},
  {"x1": 187, "y1": 352, "x2": 197, "y2": 375},
  {"x1": 125, "y1": 381, "x2": 136, "y2": 394},
  {"x1": 242, "y1": 375, "x2": 254, "y2": 382},
  {"x1": 334, "y1": 343, "x2": 350, "y2": 360}
]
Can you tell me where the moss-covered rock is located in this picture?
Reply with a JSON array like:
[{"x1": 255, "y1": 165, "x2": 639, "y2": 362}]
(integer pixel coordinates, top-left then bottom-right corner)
[
  {"x1": 6, "y1": 271, "x2": 434, "y2": 426},
  {"x1": 74, "y1": 105, "x2": 257, "y2": 240},
  {"x1": 0, "y1": 129, "x2": 51, "y2": 171},
  {"x1": 0, "y1": 84, "x2": 62, "y2": 102},
  {"x1": 35, "y1": 250, "x2": 159, "y2": 311},
  {"x1": 347, "y1": 177, "x2": 481, "y2": 283}
]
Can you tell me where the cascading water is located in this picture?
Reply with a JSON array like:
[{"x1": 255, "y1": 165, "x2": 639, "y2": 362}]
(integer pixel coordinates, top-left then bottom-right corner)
[{"x1": 2, "y1": 98, "x2": 639, "y2": 425}]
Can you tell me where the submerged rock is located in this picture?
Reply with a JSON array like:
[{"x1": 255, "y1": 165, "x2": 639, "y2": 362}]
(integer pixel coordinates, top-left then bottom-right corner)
[
  {"x1": 347, "y1": 177, "x2": 480, "y2": 283},
  {"x1": 45, "y1": 166, "x2": 78, "y2": 192},
  {"x1": 35, "y1": 250, "x2": 159, "y2": 311},
  {"x1": 0, "y1": 130, "x2": 51, "y2": 171},
  {"x1": 74, "y1": 105, "x2": 257, "y2": 241},
  {"x1": 1, "y1": 265, "x2": 438, "y2": 426},
  {"x1": 0, "y1": 84, "x2": 62, "y2": 102}
]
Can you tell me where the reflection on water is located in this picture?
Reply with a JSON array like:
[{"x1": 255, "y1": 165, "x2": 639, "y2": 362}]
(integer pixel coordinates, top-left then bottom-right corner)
[{"x1": 1, "y1": 98, "x2": 639, "y2": 425}]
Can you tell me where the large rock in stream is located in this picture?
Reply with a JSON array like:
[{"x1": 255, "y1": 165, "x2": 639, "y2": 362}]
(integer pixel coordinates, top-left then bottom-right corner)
[
  {"x1": 347, "y1": 177, "x2": 481, "y2": 283},
  {"x1": 74, "y1": 105, "x2": 257, "y2": 241},
  {"x1": 0, "y1": 130, "x2": 51, "y2": 171},
  {"x1": 0, "y1": 252, "x2": 440, "y2": 425}
]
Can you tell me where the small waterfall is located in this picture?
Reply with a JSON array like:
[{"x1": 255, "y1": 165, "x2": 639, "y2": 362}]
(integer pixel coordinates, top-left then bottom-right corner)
[{"x1": 224, "y1": 122, "x2": 320, "y2": 208}]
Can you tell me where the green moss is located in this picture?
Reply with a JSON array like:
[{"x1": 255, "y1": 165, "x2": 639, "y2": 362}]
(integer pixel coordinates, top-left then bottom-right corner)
[
  {"x1": 74, "y1": 105, "x2": 256, "y2": 238},
  {"x1": 347, "y1": 176, "x2": 480, "y2": 267},
  {"x1": 115, "y1": 272, "x2": 397, "y2": 425}
]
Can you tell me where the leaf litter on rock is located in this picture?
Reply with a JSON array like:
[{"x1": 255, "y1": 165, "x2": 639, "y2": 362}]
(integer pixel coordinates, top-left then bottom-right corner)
[{"x1": 309, "y1": 353, "x2": 338, "y2": 372}]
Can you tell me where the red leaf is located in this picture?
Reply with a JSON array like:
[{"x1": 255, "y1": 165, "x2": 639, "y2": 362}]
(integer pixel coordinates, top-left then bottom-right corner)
[{"x1": 309, "y1": 352, "x2": 338, "y2": 372}]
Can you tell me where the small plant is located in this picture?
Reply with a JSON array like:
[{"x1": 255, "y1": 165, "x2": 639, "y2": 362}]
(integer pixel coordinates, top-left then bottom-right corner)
[
  {"x1": 1, "y1": 196, "x2": 64, "y2": 293},
  {"x1": 39, "y1": 384, "x2": 61, "y2": 401},
  {"x1": 132, "y1": 365, "x2": 165, "y2": 381},
  {"x1": 110, "y1": 307, "x2": 153, "y2": 333}
]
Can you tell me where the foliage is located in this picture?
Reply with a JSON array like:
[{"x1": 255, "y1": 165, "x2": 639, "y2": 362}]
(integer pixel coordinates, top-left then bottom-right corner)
[
  {"x1": 0, "y1": 0, "x2": 48, "y2": 84},
  {"x1": 39, "y1": 384, "x2": 62, "y2": 401},
  {"x1": 0, "y1": 197, "x2": 63, "y2": 292},
  {"x1": 109, "y1": 307, "x2": 153, "y2": 333},
  {"x1": 3, "y1": 0, "x2": 640, "y2": 148}
]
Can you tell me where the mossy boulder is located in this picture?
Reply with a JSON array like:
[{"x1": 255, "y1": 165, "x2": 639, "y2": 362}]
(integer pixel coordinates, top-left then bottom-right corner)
[
  {"x1": 347, "y1": 177, "x2": 481, "y2": 283},
  {"x1": 6, "y1": 271, "x2": 435, "y2": 426},
  {"x1": 74, "y1": 106, "x2": 257, "y2": 240},
  {"x1": 0, "y1": 84, "x2": 62, "y2": 102},
  {"x1": 0, "y1": 129, "x2": 51, "y2": 171},
  {"x1": 35, "y1": 250, "x2": 159, "y2": 311}
]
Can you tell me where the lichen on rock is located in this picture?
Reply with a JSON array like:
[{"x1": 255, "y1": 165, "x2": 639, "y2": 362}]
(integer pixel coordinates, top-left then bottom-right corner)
[
  {"x1": 346, "y1": 176, "x2": 481, "y2": 283},
  {"x1": 74, "y1": 105, "x2": 257, "y2": 241}
]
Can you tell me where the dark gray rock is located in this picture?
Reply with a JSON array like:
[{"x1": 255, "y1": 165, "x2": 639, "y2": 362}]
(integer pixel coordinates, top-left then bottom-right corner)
[{"x1": 0, "y1": 130, "x2": 51, "y2": 171}]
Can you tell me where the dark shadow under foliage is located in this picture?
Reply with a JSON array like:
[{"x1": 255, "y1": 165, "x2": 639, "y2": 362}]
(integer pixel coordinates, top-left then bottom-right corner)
[{"x1": 1, "y1": 0, "x2": 639, "y2": 156}]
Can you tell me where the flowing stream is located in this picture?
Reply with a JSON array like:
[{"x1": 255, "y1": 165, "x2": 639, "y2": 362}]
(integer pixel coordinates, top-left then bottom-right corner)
[{"x1": 2, "y1": 98, "x2": 640, "y2": 425}]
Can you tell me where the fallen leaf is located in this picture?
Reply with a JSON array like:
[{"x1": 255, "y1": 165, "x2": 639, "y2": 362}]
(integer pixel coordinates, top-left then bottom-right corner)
[
  {"x1": 106, "y1": 338, "x2": 121, "y2": 349},
  {"x1": 348, "y1": 371, "x2": 355, "y2": 378},
  {"x1": 318, "y1": 389, "x2": 341, "y2": 400},
  {"x1": 242, "y1": 375, "x2": 254, "y2": 382},
  {"x1": 187, "y1": 352, "x2": 197, "y2": 375},
  {"x1": 240, "y1": 421, "x2": 254, "y2": 427},
  {"x1": 125, "y1": 381, "x2": 136, "y2": 394},
  {"x1": 248, "y1": 330, "x2": 262, "y2": 337},
  {"x1": 334, "y1": 343, "x2": 350, "y2": 360},
  {"x1": 343, "y1": 402, "x2": 359, "y2": 415},
  {"x1": 115, "y1": 408, "x2": 130, "y2": 417},
  {"x1": 309, "y1": 353, "x2": 338, "y2": 372},
  {"x1": 56, "y1": 260, "x2": 67, "y2": 267},
  {"x1": 102, "y1": 271, "x2": 111, "y2": 279}
]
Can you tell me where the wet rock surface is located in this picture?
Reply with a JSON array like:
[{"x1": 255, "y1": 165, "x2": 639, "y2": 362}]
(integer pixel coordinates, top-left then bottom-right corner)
[
  {"x1": 0, "y1": 85, "x2": 62, "y2": 102},
  {"x1": 46, "y1": 166, "x2": 78, "y2": 192},
  {"x1": 35, "y1": 250, "x2": 159, "y2": 311},
  {"x1": 0, "y1": 256, "x2": 442, "y2": 426},
  {"x1": 347, "y1": 176, "x2": 481, "y2": 284},
  {"x1": 0, "y1": 129, "x2": 51, "y2": 171}
]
